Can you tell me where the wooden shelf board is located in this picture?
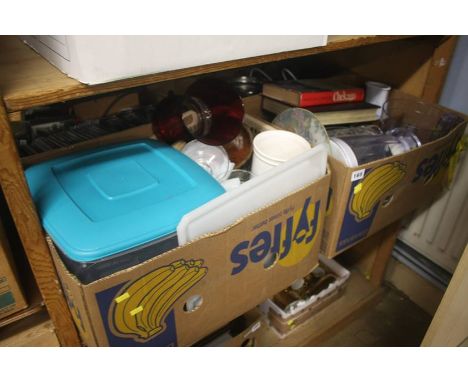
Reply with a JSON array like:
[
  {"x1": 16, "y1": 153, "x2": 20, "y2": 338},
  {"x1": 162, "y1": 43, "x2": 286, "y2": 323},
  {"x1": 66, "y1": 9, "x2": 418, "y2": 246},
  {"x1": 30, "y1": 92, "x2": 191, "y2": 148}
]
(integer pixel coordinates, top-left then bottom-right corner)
[
  {"x1": 21, "y1": 123, "x2": 153, "y2": 166},
  {"x1": 0, "y1": 36, "x2": 413, "y2": 112},
  {"x1": 0, "y1": 300, "x2": 45, "y2": 329},
  {"x1": 327, "y1": 35, "x2": 375, "y2": 43},
  {"x1": 0, "y1": 310, "x2": 59, "y2": 346},
  {"x1": 256, "y1": 271, "x2": 385, "y2": 346}
]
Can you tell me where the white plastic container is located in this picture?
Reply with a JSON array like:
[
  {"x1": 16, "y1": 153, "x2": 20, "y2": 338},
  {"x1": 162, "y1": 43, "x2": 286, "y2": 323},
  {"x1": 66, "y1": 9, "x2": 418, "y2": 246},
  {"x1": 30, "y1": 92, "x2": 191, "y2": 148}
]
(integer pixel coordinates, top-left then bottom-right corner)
[
  {"x1": 330, "y1": 138, "x2": 359, "y2": 167},
  {"x1": 365, "y1": 81, "x2": 392, "y2": 117},
  {"x1": 251, "y1": 130, "x2": 311, "y2": 176}
]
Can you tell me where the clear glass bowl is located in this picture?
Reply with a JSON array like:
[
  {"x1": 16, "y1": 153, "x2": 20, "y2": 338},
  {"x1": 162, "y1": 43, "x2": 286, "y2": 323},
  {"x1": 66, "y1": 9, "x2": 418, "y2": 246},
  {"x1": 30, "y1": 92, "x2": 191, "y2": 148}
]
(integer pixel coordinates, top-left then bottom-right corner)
[{"x1": 182, "y1": 140, "x2": 233, "y2": 182}]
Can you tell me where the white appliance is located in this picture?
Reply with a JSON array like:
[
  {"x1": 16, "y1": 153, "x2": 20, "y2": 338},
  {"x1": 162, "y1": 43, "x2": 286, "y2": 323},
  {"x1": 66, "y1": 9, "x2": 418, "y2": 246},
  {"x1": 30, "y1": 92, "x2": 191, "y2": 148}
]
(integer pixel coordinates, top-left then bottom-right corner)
[{"x1": 22, "y1": 35, "x2": 328, "y2": 85}]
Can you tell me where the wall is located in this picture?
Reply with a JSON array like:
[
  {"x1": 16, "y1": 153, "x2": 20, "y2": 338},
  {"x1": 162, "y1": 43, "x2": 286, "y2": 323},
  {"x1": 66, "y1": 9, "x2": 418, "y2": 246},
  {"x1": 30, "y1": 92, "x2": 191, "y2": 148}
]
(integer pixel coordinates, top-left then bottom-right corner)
[
  {"x1": 439, "y1": 36, "x2": 468, "y2": 114},
  {"x1": 386, "y1": 36, "x2": 468, "y2": 315}
]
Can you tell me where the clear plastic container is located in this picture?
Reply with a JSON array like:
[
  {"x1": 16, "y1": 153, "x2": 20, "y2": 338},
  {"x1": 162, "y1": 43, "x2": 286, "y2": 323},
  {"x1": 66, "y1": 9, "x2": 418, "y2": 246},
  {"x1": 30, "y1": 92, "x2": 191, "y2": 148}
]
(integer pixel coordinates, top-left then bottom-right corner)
[
  {"x1": 330, "y1": 130, "x2": 421, "y2": 166},
  {"x1": 384, "y1": 127, "x2": 422, "y2": 155},
  {"x1": 381, "y1": 97, "x2": 464, "y2": 143}
]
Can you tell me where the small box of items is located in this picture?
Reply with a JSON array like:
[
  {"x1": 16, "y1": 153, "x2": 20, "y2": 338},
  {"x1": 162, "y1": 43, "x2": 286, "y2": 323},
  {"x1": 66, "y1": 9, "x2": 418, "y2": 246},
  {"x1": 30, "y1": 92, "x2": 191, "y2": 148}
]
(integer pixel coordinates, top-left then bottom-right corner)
[
  {"x1": 25, "y1": 78, "x2": 331, "y2": 346},
  {"x1": 260, "y1": 255, "x2": 350, "y2": 337},
  {"x1": 0, "y1": 220, "x2": 27, "y2": 320}
]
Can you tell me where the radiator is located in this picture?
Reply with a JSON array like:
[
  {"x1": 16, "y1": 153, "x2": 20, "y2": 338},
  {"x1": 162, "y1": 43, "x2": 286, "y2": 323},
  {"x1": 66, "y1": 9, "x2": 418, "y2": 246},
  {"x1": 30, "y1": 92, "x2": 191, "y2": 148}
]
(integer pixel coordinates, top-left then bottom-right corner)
[{"x1": 399, "y1": 148, "x2": 468, "y2": 273}]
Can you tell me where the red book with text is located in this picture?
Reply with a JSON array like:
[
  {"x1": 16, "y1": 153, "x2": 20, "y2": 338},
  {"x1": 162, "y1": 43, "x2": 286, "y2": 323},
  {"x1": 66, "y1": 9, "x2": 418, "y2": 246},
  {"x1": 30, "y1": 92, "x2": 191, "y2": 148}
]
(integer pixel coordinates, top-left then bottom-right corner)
[{"x1": 262, "y1": 79, "x2": 365, "y2": 107}]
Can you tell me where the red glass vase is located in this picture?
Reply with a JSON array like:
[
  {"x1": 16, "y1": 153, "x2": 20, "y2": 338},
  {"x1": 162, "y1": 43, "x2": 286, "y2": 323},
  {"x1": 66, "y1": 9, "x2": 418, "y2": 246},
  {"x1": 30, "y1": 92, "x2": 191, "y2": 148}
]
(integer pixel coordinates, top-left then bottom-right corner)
[{"x1": 152, "y1": 78, "x2": 244, "y2": 146}]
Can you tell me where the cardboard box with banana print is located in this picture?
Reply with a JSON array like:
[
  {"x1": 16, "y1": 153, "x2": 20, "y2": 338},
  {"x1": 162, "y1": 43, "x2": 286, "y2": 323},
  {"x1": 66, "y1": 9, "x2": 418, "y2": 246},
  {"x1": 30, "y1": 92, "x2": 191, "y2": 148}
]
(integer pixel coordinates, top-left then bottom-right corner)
[
  {"x1": 50, "y1": 173, "x2": 330, "y2": 346},
  {"x1": 321, "y1": 91, "x2": 466, "y2": 258}
]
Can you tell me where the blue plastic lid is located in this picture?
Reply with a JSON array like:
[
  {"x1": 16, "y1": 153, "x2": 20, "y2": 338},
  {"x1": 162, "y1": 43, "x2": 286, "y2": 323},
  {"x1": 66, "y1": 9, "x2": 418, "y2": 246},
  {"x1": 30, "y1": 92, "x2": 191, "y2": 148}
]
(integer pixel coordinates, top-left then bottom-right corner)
[{"x1": 25, "y1": 140, "x2": 224, "y2": 263}]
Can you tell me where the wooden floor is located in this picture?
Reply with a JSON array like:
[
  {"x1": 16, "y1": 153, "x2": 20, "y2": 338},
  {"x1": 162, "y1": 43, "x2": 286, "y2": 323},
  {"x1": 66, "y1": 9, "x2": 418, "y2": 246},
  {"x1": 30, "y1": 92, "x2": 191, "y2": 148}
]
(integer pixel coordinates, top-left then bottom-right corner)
[
  {"x1": 0, "y1": 272, "x2": 432, "y2": 347},
  {"x1": 0, "y1": 310, "x2": 59, "y2": 347},
  {"x1": 320, "y1": 285, "x2": 432, "y2": 346}
]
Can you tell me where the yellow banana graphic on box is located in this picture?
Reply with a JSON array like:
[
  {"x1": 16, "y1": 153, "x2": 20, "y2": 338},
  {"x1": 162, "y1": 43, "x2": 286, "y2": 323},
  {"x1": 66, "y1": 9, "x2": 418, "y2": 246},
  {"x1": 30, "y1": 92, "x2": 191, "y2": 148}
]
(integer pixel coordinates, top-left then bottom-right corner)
[
  {"x1": 110, "y1": 259, "x2": 207, "y2": 341},
  {"x1": 350, "y1": 162, "x2": 406, "y2": 220}
]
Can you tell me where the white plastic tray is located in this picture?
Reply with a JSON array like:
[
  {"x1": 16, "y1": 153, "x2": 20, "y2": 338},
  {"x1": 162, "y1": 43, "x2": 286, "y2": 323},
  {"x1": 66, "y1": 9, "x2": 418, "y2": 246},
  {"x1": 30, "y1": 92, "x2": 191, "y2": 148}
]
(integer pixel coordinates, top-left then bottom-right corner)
[
  {"x1": 177, "y1": 144, "x2": 327, "y2": 245},
  {"x1": 259, "y1": 255, "x2": 351, "y2": 320}
]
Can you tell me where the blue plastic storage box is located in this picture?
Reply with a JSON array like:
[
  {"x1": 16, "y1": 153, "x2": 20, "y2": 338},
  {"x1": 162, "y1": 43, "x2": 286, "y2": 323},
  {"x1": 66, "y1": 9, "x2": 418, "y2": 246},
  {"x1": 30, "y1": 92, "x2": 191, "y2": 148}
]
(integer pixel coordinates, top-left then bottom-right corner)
[{"x1": 25, "y1": 139, "x2": 225, "y2": 283}]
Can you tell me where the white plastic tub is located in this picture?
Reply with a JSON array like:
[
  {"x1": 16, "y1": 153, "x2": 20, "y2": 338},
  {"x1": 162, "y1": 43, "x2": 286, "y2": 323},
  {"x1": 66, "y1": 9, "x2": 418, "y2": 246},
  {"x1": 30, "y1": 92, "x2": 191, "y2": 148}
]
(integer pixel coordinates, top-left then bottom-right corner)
[{"x1": 251, "y1": 130, "x2": 311, "y2": 175}]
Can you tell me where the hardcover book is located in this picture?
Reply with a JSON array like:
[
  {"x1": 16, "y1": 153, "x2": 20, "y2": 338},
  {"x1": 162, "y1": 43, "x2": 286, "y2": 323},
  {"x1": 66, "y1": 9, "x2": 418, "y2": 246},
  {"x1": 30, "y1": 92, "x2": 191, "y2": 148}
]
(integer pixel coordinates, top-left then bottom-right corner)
[
  {"x1": 262, "y1": 96, "x2": 379, "y2": 126},
  {"x1": 262, "y1": 79, "x2": 365, "y2": 107}
]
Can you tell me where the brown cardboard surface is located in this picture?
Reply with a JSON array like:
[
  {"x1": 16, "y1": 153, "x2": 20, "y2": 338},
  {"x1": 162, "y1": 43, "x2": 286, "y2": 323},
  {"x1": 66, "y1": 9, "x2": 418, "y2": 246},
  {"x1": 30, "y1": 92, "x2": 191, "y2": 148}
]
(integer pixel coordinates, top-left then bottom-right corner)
[
  {"x1": 0, "y1": 220, "x2": 27, "y2": 320},
  {"x1": 52, "y1": 173, "x2": 330, "y2": 347},
  {"x1": 245, "y1": 92, "x2": 466, "y2": 259},
  {"x1": 49, "y1": 240, "x2": 97, "y2": 346},
  {"x1": 199, "y1": 308, "x2": 267, "y2": 347},
  {"x1": 222, "y1": 317, "x2": 268, "y2": 347},
  {"x1": 322, "y1": 91, "x2": 467, "y2": 258}
]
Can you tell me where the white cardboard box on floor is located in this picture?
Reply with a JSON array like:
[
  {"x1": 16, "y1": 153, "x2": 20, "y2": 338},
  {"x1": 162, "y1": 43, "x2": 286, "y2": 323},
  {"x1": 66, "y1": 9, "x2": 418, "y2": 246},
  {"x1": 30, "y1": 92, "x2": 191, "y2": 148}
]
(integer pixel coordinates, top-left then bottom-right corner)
[{"x1": 22, "y1": 36, "x2": 328, "y2": 85}]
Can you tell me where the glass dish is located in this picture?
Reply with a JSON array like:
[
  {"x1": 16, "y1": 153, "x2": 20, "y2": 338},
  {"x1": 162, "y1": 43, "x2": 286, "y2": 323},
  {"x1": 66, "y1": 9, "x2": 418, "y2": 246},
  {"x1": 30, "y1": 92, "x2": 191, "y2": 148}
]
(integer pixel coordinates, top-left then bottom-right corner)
[
  {"x1": 272, "y1": 108, "x2": 331, "y2": 152},
  {"x1": 182, "y1": 140, "x2": 233, "y2": 181}
]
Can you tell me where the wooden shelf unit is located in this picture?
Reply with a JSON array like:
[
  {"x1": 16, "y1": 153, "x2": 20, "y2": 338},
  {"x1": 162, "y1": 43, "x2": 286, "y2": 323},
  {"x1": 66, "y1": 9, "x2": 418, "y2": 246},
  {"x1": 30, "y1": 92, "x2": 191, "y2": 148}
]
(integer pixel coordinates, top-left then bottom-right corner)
[
  {"x1": 0, "y1": 36, "x2": 412, "y2": 113},
  {"x1": 0, "y1": 35, "x2": 457, "y2": 346}
]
